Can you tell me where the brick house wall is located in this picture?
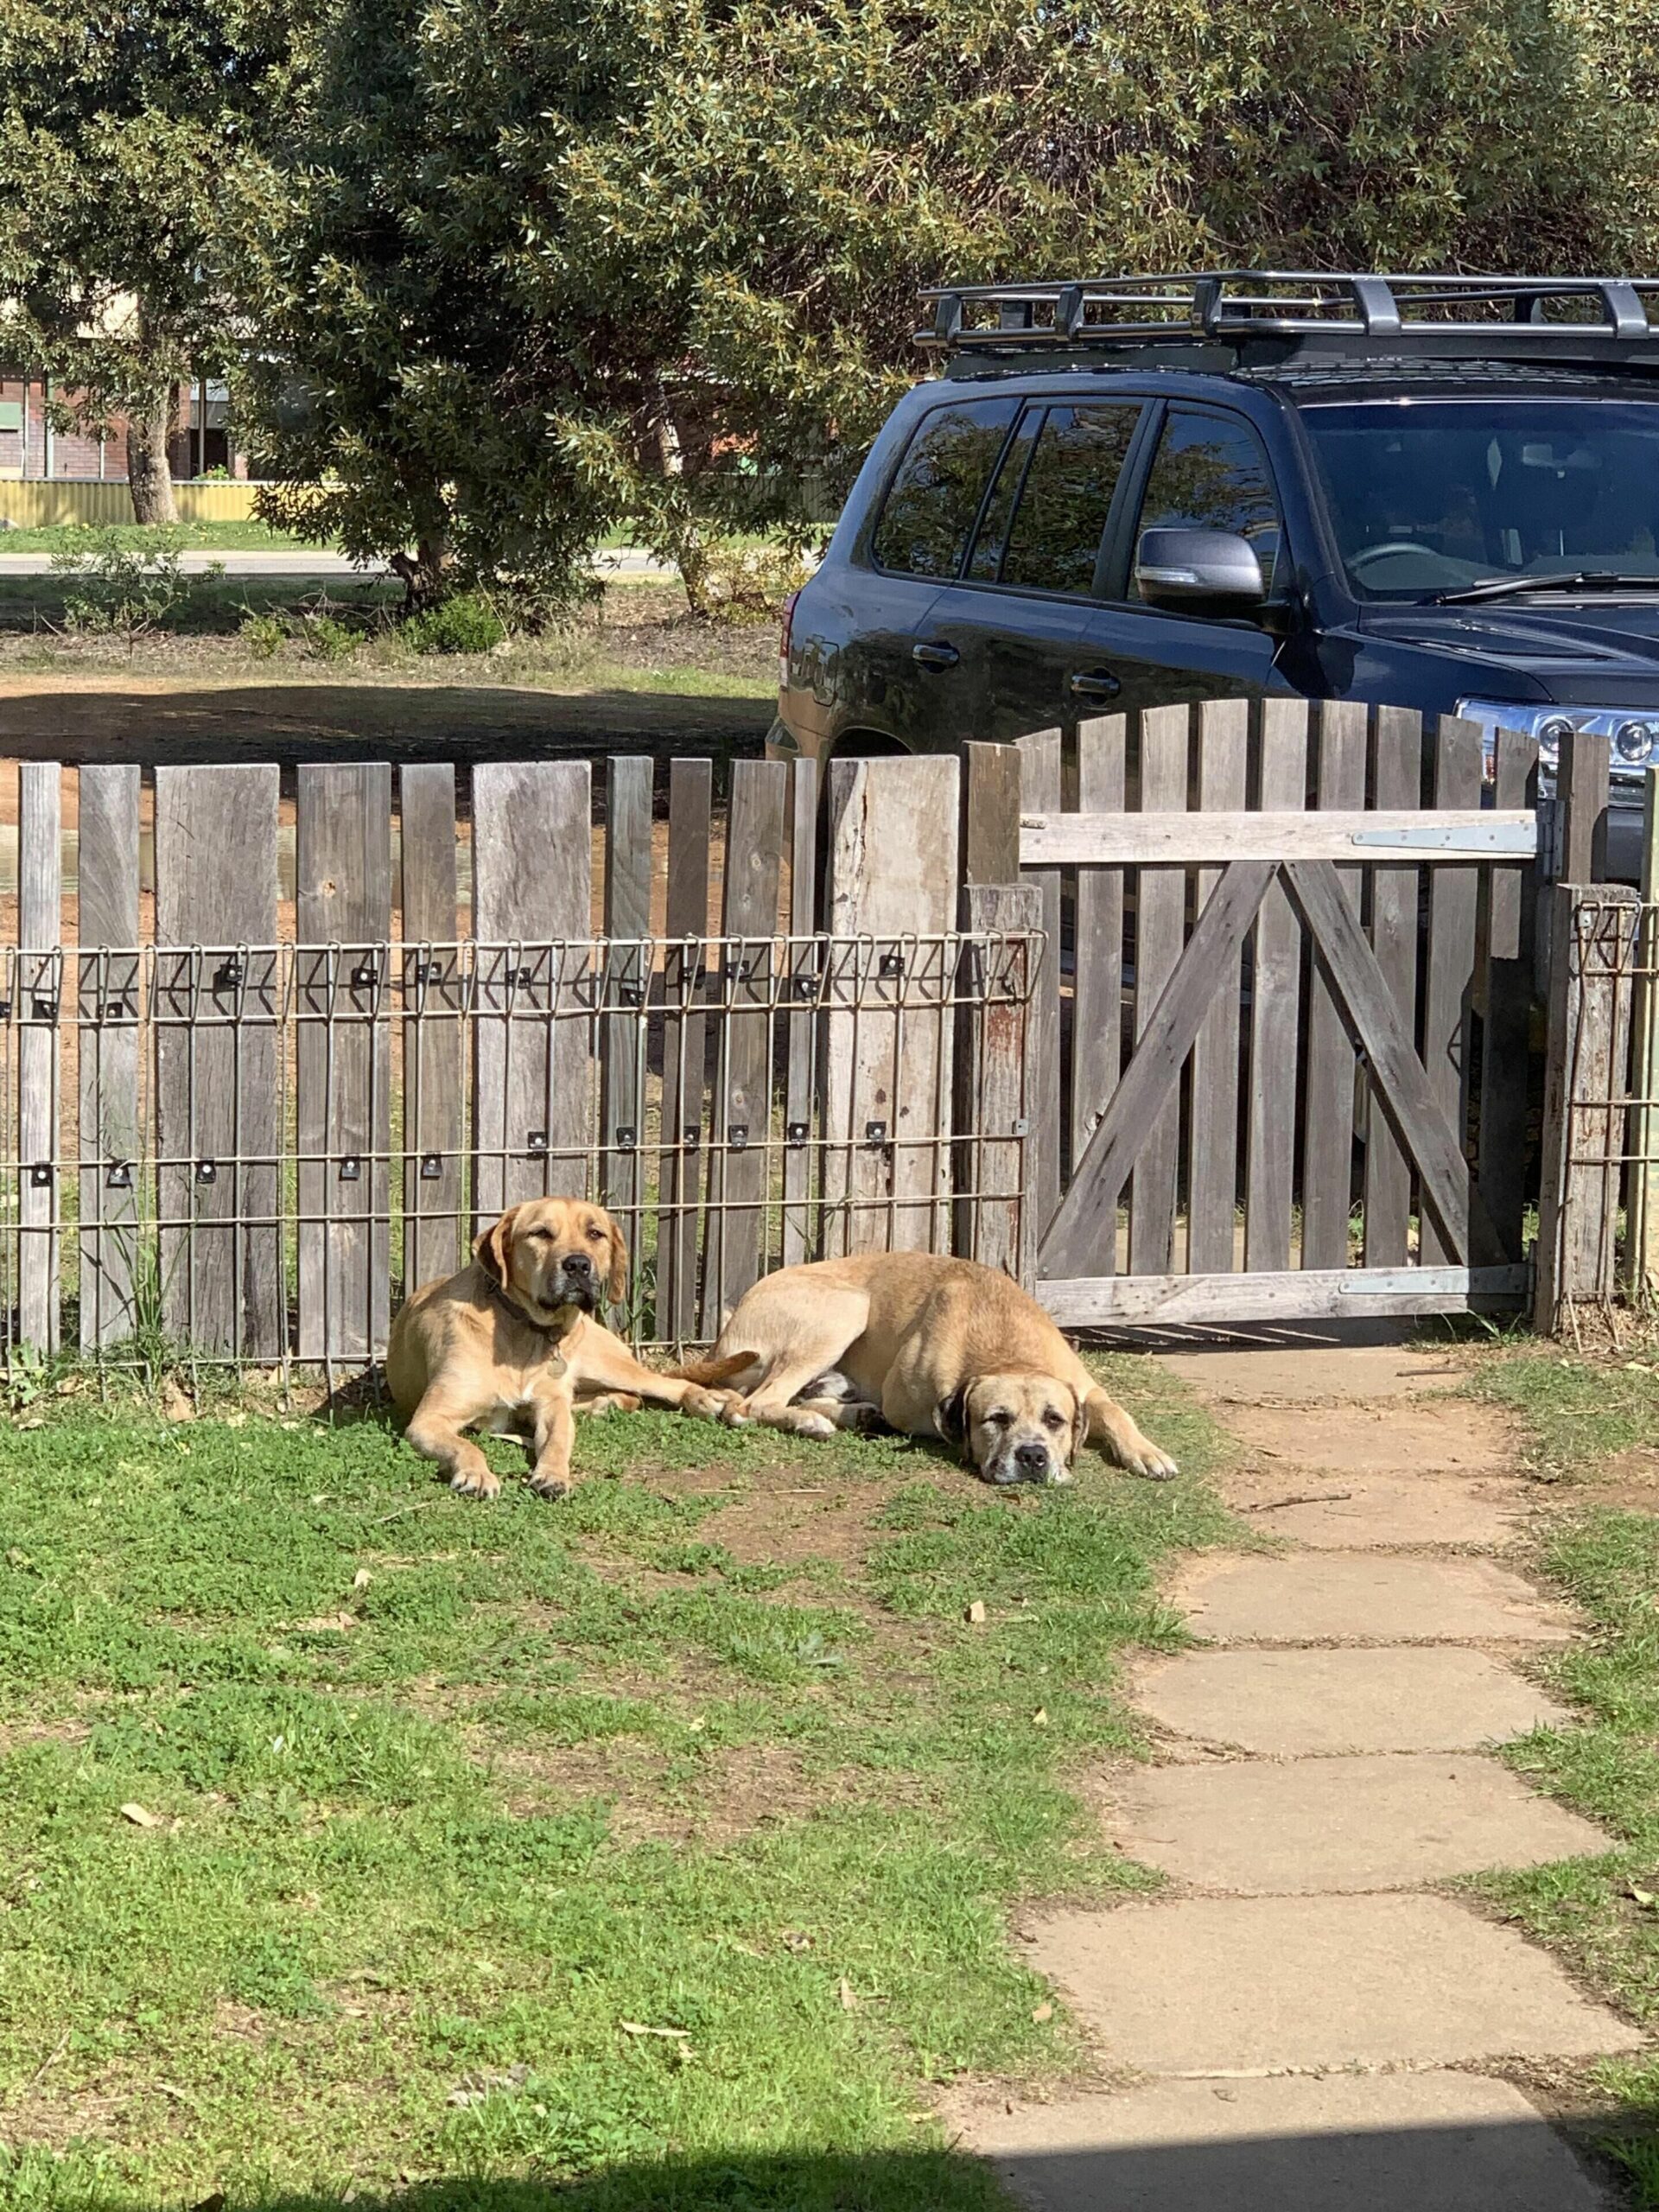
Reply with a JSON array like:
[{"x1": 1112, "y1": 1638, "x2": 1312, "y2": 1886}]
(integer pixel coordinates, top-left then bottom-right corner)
[{"x1": 0, "y1": 372, "x2": 247, "y2": 480}]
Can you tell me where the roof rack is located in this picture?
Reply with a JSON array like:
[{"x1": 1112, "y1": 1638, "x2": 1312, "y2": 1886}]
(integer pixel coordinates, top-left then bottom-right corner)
[{"x1": 917, "y1": 272, "x2": 1659, "y2": 365}]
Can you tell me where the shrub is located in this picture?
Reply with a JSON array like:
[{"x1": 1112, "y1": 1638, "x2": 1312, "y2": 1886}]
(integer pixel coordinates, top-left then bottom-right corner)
[
  {"x1": 403, "y1": 592, "x2": 507, "y2": 656},
  {"x1": 238, "y1": 611, "x2": 286, "y2": 658}
]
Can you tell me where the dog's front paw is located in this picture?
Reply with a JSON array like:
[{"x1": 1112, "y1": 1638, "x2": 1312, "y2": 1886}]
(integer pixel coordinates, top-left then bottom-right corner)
[
  {"x1": 1121, "y1": 1438, "x2": 1179, "y2": 1482},
  {"x1": 450, "y1": 1466, "x2": 502, "y2": 1501},
  {"x1": 528, "y1": 1471, "x2": 571, "y2": 1500},
  {"x1": 683, "y1": 1386, "x2": 738, "y2": 1422}
]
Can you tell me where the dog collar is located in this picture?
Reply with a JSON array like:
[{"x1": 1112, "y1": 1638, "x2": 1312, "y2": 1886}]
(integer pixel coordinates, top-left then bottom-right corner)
[{"x1": 486, "y1": 1277, "x2": 577, "y2": 1339}]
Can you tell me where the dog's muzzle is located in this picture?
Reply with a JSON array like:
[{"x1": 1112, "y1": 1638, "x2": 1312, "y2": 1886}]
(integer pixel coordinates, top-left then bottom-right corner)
[
  {"x1": 985, "y1": 1438, "x2": 1063, "y2": 1487},
  {"x1": 556, "y1": 1252, "x2": 600, "y2": 1310}
]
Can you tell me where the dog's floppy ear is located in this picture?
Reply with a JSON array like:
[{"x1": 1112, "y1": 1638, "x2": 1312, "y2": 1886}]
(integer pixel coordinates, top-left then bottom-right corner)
[
  {"x1": 474, "y1": 1205, "x2": 518, "y2": 1290},
  {"x1": 605, "y1": 1217, "x2": 629, "y2": 1306},
  {"x1": 932, "y1": 1383, "x2": 970, "y2": 1457}
]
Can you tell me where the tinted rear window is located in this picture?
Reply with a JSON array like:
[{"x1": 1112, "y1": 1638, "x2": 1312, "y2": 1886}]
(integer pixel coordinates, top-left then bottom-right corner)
[
  {"x1": 1000, "y1": 403, "x2": 1142, "y2": 594},
  {"x1": 870, "y1": 398, "x2": 1019, "y2": 578}
]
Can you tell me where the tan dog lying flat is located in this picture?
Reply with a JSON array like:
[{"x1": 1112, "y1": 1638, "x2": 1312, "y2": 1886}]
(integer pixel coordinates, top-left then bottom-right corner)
[
  {"x1": 680, "y1": 1251, "x2": 1177, "y2": 1485},
  {"x1": 386, "y1": 1198, "x2": 734, "y2": 1499}
]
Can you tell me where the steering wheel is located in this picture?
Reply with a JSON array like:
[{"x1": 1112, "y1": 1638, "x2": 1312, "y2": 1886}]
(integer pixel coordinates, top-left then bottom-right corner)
[{"x1": 1350, "y1": 540, "x2": 1440, "y2": 570}]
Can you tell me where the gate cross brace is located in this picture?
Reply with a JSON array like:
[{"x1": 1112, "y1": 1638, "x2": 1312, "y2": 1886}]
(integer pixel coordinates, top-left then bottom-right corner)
[
  {"x1": 1038, "y1": 857, "x2": 1505, "y2": 1279},
  {"x1": 1039, "y1": 861, "x2": 1274, "y2": 1278}
]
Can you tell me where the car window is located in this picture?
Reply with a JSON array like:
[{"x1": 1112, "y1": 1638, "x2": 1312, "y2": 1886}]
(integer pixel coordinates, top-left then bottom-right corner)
[
  {"x1": 1133, "y1": 409, "x2": 1282, "y2": 597},
  {"x1": 1299, "y1": 397, "x2": 1659, "y2": 600},
  {"x1": 965, "y1": 408, "x2": 1040, "y2": 580},
  {"x1": 999, "y1": 403, "x2": 1141, "y2": 594},
  {"x1": 869, "y1": 397, "x2": 1020, "y2": 578}
]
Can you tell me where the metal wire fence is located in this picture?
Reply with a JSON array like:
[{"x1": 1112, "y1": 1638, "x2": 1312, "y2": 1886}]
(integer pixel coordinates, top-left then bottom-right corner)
[{"x1": 0, "y1": 927, "x2": 1040, "y2": 1388}]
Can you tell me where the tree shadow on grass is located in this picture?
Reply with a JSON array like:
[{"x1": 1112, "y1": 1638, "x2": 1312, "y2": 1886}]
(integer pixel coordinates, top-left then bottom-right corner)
[{"x1": 49, "y1": 2118, "x2": 1634, "y2": 2211}]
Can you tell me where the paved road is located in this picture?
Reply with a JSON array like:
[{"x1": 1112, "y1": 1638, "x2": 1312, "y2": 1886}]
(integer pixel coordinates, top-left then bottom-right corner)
[{"x1": 0, "y1": 547, "x2": 677, "y2": 579}]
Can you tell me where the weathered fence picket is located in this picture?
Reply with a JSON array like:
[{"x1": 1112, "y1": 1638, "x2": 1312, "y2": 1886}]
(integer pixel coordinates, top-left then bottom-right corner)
[
  {"x1": 702, "y1": 757, "x2": 785, "y2": 1327},
  {"x1": 398, "y1": 763, "x2": 464, "y2": 1294},
  {"x1": 154, "y1": 764, "x2": 283, "y2": 1357},
  {"x1": 471, "y1": 760, "x2": 592, "y2": 1225},
  {"x1": 657, "y1": 759, "x2": 712, "y2": 1340},
  {"x1": 19, "y1": 763, "x2": 60, "y2": 1354},
  {"x1": 77, "y1": 763, "x2": 142, "y2": 1347},
  {"x1": 296, "y1": 763, "x2": 393, "y2": 1362}
]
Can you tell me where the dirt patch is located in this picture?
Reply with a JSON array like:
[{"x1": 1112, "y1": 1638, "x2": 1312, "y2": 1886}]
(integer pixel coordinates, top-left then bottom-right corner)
[
  {"x1": 696, "y1": 1483, "x2": 895, "y2": 1573},
  {"x1": 482, "y1": 1735, "x2": 832, "y2": 1845},
  {"x1": 1566, "y1": 1447, "x2": 1659, "y2": 1510},
  {"x1": 0, "y1": 1718, "x2": 92, "y2": 1756}
]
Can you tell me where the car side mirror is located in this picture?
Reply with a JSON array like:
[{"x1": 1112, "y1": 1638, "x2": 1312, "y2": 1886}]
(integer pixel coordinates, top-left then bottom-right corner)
[{"x1": 1135, "y1": 527, "x2": 1267, "y2": 613}]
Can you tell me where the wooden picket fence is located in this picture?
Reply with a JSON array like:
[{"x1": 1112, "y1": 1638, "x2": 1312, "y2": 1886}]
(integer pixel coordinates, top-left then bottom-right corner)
[
  {"x1": 0, "y1": 753, "x2": 1039, "y2": 1378},
  {"x1": 5, "y1": 702, "x2": 1633, "y2": 1370}
]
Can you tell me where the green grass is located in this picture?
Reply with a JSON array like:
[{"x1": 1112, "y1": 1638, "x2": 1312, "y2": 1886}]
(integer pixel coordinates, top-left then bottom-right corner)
[
  {"x1": 0, "y1": 1352, "x2": 1230, "y2": 2211},
  {"x1": 1457, "y1": 1344, "x2": 1659, "y2": 2195},
  {"x1": 0, "y1": 520, "x2": 338, "y2": 556}
]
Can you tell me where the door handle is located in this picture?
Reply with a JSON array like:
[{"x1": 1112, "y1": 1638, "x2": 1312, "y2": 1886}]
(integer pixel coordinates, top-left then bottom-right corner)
[
  {"x1": 912, "y1": 640, "x2": 960, "y2": 671},
  {"x1": 1070, "y1": 668, "x2": 1121, "y2": 700}
]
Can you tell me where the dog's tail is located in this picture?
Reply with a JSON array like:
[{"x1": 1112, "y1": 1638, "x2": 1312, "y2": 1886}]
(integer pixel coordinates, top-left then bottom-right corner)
[{"x1": 669, "y1": 1350, "x2": 759, "y2": 1387}]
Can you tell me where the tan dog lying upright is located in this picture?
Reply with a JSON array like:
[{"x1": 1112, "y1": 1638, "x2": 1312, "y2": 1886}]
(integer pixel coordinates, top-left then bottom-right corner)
[
  {"x1": 681, "y1": 1252, "x2": 1177, "y2": 1485},
  {"x1": 386, "y1": 1198, "x2": 734, "y2": 1499}
]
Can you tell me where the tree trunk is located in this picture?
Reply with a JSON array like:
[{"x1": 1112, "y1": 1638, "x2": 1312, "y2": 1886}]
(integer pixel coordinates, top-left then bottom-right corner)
[{"x1": 125, "y1": 386, "x2": 178, "y2": 524}]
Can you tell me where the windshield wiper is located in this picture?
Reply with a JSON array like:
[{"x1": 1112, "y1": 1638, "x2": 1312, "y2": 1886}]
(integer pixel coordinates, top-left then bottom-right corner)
[{"x1": 1435, "y1": 570, "x2": 1659, "y2": 606}]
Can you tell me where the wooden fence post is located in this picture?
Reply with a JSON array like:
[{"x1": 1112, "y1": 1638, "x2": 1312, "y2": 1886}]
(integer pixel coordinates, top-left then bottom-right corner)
[
  {"x1": 1535, "y1": 880, "x2": 1640, "y2": 1331},
  {"x1": 1623, "y1": 768, "x2": 1659, "y2": 1300},
  {"x1": 823, "y1": 754, "x2": 960, "y2": 1256},
  {"x1": 1557, "y1": 728, "x2": 1611, "y2": 886}
]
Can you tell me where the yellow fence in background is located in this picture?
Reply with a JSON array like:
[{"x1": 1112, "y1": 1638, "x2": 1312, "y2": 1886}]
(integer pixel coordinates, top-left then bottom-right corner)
[{"x1": 0, "y1": 481, "x2": 270, "y2": 527}]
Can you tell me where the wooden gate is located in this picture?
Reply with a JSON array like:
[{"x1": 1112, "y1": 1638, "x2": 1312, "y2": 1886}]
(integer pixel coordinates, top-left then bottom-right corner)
[{"x1": 1015, "y1": 700, "x2": 1540, "y2": 1325}]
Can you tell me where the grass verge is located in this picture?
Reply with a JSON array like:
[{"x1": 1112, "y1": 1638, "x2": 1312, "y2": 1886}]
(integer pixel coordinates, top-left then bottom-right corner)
[
  {"x1": 1459, "y1": 1343, "x2": 1659, "y2": 2198},
  {"x1": 0, "y1": 1351, "x2": 1229, "y2": 2210}
]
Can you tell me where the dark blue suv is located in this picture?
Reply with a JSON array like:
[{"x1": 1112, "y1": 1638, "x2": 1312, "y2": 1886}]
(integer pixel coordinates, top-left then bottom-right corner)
[{"x1": 771, "y1": 271, "x2": 1659, "y2": 876}]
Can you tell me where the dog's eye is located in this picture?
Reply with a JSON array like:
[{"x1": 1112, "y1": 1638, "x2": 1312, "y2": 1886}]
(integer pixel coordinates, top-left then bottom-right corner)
[
  {"x1": 1042, "y1": 1409, "x2": 1066, "y2": 1432},
  {"x1": 586, "y1": 1224, "x2": 607, "y2": 1243},
  {"x1": 526, "y1": 1228, "x2": 551, "y2": 1243},
  {"x1": 985, "y1": 1409, "x2": 1012, "y2": 1427}
]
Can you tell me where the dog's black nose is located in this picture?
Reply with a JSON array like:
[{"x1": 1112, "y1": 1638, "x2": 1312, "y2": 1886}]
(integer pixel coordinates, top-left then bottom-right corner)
[
  {"x1": 563, "y1": 1250, "x2": 593, "y2": 1278},
  {"x1": 1014, "y1": 1441, "x2": 1050, "y2": 1478}
]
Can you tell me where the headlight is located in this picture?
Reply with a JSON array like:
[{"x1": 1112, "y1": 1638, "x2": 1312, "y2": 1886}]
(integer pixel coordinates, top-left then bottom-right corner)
[{"x1": 1457, "y1": 700, "x2": 1659, "y2": 785}]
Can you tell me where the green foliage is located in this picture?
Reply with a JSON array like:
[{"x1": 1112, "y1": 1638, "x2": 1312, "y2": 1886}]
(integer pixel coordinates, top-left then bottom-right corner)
[
  {"x1": 49, "y1": 526, "x2": 223, "y2": 649},
  {"x1": 0, "y1": 0, "x2": 294, "y2": 519},
  {"x1": 230, "y1": 0, "x2": 1659, "y2": 607},
  {"x1": 238, "y1": 609, "x2": 287, "y2": 658},
  {"x1": 403, "y1": 591, "x2": 508, "y2": 655}
]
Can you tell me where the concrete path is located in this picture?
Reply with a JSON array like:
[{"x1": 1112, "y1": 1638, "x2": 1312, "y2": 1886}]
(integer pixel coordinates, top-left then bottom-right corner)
[{"x1": 949, "y1": 1329, "x2": 1643, "y2": 2210}]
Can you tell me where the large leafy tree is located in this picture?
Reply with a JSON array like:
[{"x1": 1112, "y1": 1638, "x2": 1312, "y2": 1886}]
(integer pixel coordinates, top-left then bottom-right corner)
[
  {"x1": 0, "y1": 0, "x2": 292, "y2": 522},
  {"x1": 240, "y1": 0, "x2": 1659, "y2": 605}
]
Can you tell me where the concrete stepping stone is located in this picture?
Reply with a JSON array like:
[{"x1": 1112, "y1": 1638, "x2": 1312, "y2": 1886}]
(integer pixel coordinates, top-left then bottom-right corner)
[
  {"x1": 1109, "y1": 1752, "x2": 1615, "y2": 1892},
  {"x1": 1175, "y1": 1554, "x2": 1576, "y2": 1644},
  {"x1": 1133, "y1": 1647, "x2": 1573, "y2": 1755},
  {"x1": 1229, "y1": 1472, "x2": 1529, "y2": 1549},
  {"x1": 1025, "y1": 1894, "x2": 1642, "y2": 2072},
  {"x1": 1156, "y1": 1340, "x2": 1465, "y2": 1406},
  {"x1": 1225, "y1": 1399, "x2": 1513, "y2": 1477},
  {"x1": 950, "y1": 2071, "x2": 1615, "y2": 2212}
]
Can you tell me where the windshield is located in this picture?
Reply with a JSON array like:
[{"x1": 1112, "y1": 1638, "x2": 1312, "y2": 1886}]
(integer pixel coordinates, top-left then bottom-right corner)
[{"x1": 1299, "y1": 397, "x2": 1659, "y2": 601}]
